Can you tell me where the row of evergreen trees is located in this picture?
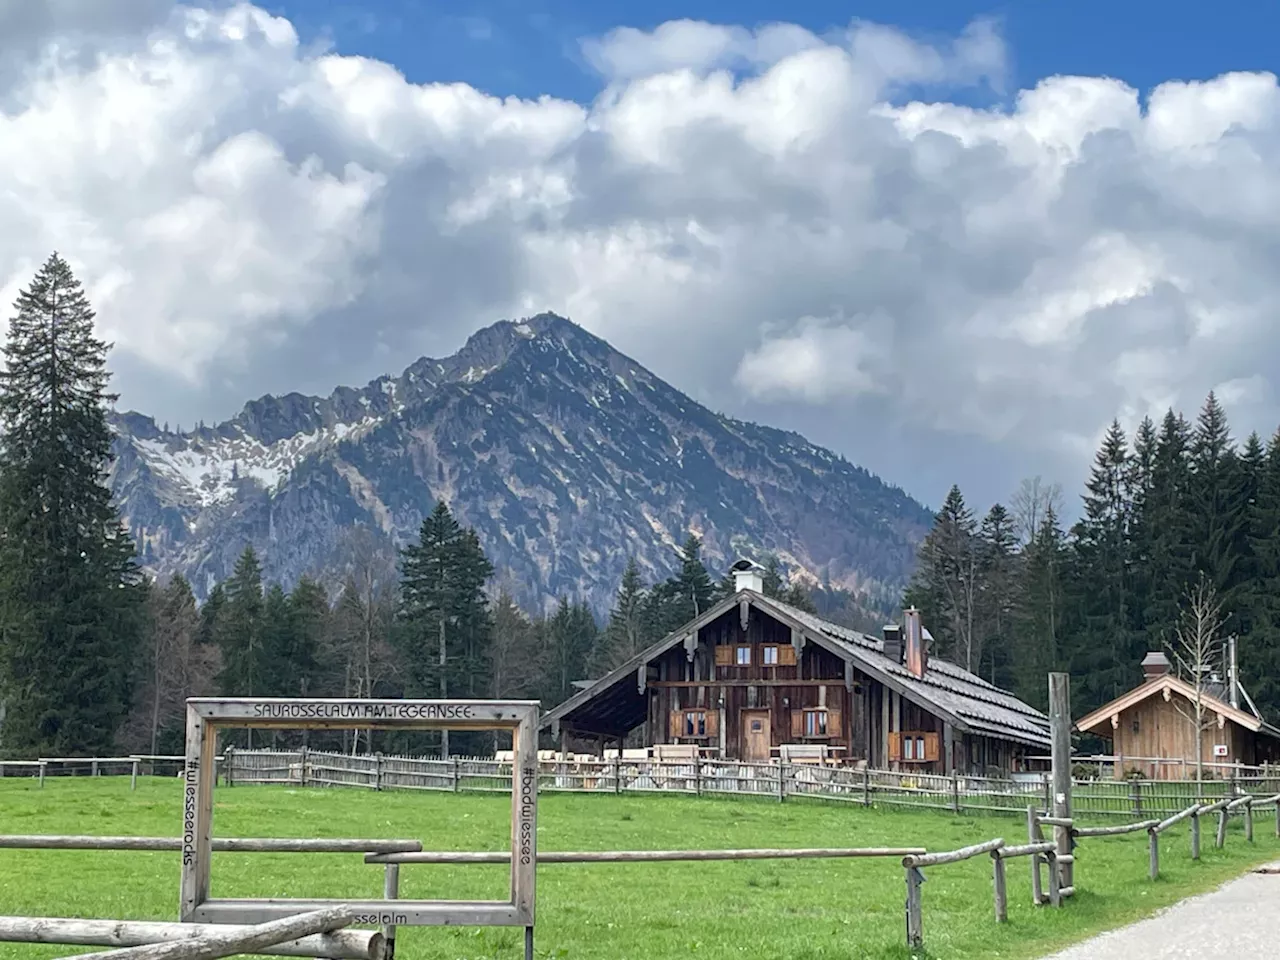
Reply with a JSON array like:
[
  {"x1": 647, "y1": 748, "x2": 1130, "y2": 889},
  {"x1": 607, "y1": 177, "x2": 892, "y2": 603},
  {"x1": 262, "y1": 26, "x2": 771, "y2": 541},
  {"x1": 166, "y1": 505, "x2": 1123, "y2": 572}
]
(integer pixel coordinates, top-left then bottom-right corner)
[{"x1": 906, "y1": 394, "x2": 1280, "y2": 723}]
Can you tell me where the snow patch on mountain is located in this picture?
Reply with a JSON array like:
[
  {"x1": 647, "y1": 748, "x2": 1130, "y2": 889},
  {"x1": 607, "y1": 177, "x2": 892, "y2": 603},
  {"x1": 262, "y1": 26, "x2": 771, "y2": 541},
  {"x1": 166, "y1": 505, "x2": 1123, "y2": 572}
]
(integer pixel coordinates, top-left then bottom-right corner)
[{"x1": 132, "y1": 415, "x2": 382, "y2": 506}]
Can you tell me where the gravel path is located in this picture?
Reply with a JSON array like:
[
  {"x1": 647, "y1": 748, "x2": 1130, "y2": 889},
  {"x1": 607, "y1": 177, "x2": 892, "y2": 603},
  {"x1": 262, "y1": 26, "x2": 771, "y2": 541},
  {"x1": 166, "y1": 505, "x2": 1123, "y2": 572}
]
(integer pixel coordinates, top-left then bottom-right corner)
[{"x1": 1039, "y1": 864, "x2": 1280, "y2": 958}]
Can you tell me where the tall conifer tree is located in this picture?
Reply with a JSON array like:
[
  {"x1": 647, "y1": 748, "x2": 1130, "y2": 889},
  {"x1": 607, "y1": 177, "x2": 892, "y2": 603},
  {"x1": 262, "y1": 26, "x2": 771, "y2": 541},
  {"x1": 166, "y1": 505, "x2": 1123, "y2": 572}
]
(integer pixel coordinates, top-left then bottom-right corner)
[{"x1": 0, "y1": 253, "x2": 144, "y2": 756}]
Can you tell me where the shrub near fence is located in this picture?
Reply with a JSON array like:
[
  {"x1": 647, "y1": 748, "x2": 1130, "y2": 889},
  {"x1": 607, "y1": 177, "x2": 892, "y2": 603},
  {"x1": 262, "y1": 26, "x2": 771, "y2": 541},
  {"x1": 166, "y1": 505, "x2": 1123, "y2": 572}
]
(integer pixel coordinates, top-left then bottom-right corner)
[{"x1": 205, "y1": 749, "x2": 1280, "y2": 819}]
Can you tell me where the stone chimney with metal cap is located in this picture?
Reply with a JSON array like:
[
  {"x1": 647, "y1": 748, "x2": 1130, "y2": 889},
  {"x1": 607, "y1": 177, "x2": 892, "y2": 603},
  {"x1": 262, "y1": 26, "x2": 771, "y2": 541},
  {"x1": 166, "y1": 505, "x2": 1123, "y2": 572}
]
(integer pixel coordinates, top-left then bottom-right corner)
[
  {"x1": 1142, "y1": 651, "x2": 1171, "y2": 680},
  {"x1": 730, "y1": 557, "x2": 765, "y2": 594}
]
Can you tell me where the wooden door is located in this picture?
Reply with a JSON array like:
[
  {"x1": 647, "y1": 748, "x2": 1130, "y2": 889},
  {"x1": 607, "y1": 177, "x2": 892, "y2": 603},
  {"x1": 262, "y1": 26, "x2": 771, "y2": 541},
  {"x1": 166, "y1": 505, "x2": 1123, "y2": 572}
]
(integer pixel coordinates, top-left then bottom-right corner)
[{"x1": 741, "y1": 709, "x2": 771, "y2": 763}]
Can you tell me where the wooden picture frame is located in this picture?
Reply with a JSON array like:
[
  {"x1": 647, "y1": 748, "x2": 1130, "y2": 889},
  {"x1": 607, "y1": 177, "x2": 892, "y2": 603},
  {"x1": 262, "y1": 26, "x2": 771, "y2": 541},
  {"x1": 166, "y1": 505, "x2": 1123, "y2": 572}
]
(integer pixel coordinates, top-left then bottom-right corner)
[{"x1": 178, "y1": 698, "x2": 540, "y2": 929}]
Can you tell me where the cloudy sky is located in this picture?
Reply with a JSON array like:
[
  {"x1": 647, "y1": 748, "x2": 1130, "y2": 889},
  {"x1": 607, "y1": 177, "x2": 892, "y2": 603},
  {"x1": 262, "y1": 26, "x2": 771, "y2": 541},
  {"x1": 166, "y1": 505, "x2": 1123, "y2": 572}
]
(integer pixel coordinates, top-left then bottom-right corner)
[{"x1": 4, "y1": 0, "x2": 1280, "y2": 515}]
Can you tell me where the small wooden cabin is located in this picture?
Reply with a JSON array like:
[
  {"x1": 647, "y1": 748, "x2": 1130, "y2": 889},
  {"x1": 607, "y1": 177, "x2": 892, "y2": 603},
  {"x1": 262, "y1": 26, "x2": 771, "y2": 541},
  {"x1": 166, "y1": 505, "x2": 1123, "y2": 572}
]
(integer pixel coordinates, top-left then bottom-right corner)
[
  {"x1": 541, "y1": 561, "x2": 1050, "y2": 774},
  {"x1": 1075, "y1": 651, "x2": 1280, "y2": 779}
]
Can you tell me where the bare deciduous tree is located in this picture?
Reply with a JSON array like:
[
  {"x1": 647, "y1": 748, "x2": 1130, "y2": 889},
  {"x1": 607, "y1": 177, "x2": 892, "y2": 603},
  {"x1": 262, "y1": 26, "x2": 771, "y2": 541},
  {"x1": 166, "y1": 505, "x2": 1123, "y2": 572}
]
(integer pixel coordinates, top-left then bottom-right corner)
[
  {"x1": 122, "y1": 575, "x2": 217, "y2": 755},
  {"x1": 326, "y1": 526, "x2": 398, "y2": 754},
  {"x1": 1011, "y1": 476, "x2": 1065, "y2": 547},
  {"x1": 1169, "y1": 574, "x2": 1225, "y2": 788}
]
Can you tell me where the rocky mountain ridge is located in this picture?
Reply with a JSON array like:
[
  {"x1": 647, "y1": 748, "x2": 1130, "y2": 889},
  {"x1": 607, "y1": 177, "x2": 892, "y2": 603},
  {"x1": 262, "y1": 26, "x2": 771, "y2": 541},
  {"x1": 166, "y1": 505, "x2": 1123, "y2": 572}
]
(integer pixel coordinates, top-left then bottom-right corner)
[{"x1": 107, "y1": 313, "x2": 935, "y2": 614}]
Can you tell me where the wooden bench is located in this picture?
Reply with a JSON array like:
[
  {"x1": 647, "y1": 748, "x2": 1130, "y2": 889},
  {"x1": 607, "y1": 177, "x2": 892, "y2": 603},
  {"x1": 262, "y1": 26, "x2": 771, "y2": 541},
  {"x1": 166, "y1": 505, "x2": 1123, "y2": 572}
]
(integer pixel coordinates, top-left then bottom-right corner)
[{"x1": 778, "y1": 744, "x2": 836, "y2": 765}]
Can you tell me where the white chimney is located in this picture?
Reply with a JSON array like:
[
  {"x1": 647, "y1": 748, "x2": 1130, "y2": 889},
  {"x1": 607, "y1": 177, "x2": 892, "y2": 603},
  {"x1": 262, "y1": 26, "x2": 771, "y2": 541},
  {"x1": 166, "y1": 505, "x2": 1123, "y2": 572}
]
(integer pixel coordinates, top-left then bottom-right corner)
[{"x1": 730, "y1": 558, "x2": 765, "y2": 594}]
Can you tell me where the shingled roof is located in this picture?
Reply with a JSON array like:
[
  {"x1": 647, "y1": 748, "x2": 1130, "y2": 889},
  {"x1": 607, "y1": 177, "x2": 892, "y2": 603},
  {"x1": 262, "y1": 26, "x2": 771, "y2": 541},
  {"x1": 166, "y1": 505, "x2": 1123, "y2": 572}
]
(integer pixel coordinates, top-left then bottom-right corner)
[
  {"x1": 773, "y1": 599, "x2": 1050, "y2": 748},
  {"x1": 540, "y1": 588, "x2": 1050, "y2": 749}
]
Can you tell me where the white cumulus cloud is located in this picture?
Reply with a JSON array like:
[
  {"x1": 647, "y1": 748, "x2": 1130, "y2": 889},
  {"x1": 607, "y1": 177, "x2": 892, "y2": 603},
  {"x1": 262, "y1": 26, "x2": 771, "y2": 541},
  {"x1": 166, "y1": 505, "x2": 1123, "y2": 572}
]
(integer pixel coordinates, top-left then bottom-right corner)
[{"x1": 3, "y1": 3, "x2": 1280, "y2": 506}]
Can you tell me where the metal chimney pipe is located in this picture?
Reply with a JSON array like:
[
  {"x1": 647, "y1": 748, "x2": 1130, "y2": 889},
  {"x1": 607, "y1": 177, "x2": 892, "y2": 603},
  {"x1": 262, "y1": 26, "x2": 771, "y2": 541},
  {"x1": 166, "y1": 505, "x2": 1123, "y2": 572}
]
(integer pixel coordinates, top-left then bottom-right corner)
[{"x1": 1229, "y1": 634, "x2": 1240, "y2": 710}]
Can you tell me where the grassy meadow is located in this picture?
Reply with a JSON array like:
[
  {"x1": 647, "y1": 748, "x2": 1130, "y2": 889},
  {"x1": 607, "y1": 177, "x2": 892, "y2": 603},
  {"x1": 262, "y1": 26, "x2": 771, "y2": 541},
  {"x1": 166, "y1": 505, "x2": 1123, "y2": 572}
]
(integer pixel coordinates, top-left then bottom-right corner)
[{"x1": 0, "y1": 777, "x2": 1277, "y2": 959}]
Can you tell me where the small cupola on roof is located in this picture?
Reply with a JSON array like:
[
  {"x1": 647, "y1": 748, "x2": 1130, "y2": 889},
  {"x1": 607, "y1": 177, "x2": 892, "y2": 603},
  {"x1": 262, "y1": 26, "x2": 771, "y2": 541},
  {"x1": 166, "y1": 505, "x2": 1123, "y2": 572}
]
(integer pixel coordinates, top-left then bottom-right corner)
[
  {"x1": 1142, "y1": 651, "x2": 1171, "y2": 679},
  {"x1": 730, "y1": 557, "x2": 766, "y2": 594}
]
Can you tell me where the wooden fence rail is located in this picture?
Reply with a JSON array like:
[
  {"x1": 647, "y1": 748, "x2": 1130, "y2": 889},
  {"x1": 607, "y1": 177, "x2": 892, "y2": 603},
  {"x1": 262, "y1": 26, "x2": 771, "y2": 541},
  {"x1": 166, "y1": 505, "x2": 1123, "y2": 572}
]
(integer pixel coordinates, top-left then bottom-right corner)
[
  {"x1": 52, "y1": 907, "x2": 358, "y2": 960},
  {"x1": 0, "y1": 917, "x2": 383, "y2": 960},
  {"x1": 367, "y1": 846, "x2": 924, "y2": 865},
  {"x1": 0, "y1": 836, "x2": 422, "y2": 854},
  {"x1": 9, "y1": 749, "x2": 1280, "y2": 820},
  {"x1": 901, "y1": 838, "x2": 1006, "y2": 948}
]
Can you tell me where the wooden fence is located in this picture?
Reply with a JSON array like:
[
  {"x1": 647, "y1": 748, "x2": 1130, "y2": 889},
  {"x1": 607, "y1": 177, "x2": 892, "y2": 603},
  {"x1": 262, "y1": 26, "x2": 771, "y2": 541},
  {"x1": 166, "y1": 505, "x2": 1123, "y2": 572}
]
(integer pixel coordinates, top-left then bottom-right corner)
[
  {"x1": 209, "y1": 749, "x2": 1280, "y2": 819},
  {"x1": 8, "y1": 748, "x2": 1280, "y2": 819}
]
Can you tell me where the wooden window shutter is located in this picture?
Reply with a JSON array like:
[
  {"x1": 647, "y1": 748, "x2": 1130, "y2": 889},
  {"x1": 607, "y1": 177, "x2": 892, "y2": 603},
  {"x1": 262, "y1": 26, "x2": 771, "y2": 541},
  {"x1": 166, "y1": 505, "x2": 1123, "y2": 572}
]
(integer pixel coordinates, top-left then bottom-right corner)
[
  {"x1": 924, "y1": 732, "x2": 940, "y2": 763},
  {"x1": 826, "y1": 707, "x2": 842, "y2": 739},
  {"x1": 790, "y1": 709, "x2": 804, "y2": 739},
  {"x1": 714, "y1": 645, "x2": 732, "y2": 666},
  {"x1": 779, "y1": 644, "x2": 797, "y2": 666},
  {"x1": 888, "y1": 731, "x2": 901, "y2": 762},
  {"x1": 669, "y1": 711, "x2": 684, "y2": 739},
  {"x1": 706, "y1": 710, "x2": 720, "y2": 739}
]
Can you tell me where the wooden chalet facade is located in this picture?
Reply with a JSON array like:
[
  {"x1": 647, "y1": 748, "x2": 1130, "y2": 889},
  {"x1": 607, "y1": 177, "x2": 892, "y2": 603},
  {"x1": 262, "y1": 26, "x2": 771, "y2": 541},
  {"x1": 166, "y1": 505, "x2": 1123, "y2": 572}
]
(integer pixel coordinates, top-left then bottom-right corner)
[
  {"x1": 1075, "y1": 651, "x2": 1280, "y2": 779},
  {"x1": 541, "y1": 561, "x2": 1050, "y2": 774}
]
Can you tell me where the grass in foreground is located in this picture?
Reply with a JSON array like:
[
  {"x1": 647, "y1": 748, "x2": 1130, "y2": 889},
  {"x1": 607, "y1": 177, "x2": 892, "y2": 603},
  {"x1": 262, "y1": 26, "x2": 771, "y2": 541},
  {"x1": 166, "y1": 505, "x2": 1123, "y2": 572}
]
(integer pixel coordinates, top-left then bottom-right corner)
[{"x1": 0, "y1": 778, "x2": 1276, "y2": 960}]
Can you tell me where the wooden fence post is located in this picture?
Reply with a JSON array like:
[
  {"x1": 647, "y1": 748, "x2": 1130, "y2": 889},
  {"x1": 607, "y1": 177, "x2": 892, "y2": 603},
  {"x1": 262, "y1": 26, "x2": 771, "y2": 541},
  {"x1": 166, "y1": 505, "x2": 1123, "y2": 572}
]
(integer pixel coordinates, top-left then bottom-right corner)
[
  {"x1": 225, "y1": 747, "x2": 235, "y2": 788},
  {"x1": 1046, "y1": 850, "x2": 1061, "y2": 907},
  {"x1": 904, "y1": 866, "x2": 923, "y2": 948},
  {"x1": 38, "y1": 762, "x2": 46, "y2": 789},
  {"x1": 1130, "y1": 778, "x2": 1142, "y2": 817},
  {"x1": 1191, "y1": 809, "x2": 1201, "y2": 860},
  {"x1": 1049, "y1": 672, "x2": 1073, "y2": 889},
  {"x1": 1245, "y1": 798, "x2": 1254, "y2": 842},
  {"x1": 778, "y1": 761, "x2": 787, "y2": 803},
  {"x1": 453, "y1": 758, "x2": 461, "y2": 793},
  {"x1": 863, "y1": 766, "x2": 871, "y2": 806},
  {"x1": 130, "y1": 759, "x2": 139, "y2": 792},
  {"x1": 613, "y1": 756, "x2": 621, "y2": 794},
  {"x1": 694, "y1": 758, "x2": 702, "y2": 797},
  {"x1": 951, "y1": 772, "x2": 960, "y2": 815},
  {"x1": 299, "y1": 747, "x2": 308, "y2": 788},
  {"x1": 91, "y1": 760, "x2": 99, "y2": 777},
  {"x1": 991, "y1": 851, "x2": 1007, "y2": 922},
  {"x1": 1147, "y1": 827, "x2": 1159, "y2": 881},
  {"x1": 382, "y1": 863, "x2": 400, "y2": 960},
  {"x1": 374, "y1": 753, "x2": 383, "y2": 792},
  {"x1": 1027, "y1": 806, "x2": 1044, "y2": 906},
  {"x1": 1216, "y1": 806, "x2": 1228, "y2": 849}
]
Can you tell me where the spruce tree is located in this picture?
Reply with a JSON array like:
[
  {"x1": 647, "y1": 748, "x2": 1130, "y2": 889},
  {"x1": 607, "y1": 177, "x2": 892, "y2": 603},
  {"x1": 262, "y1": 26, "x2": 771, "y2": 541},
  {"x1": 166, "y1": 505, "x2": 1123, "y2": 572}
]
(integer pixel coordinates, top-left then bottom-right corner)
[
  {"x1": 1140, "y1": 410, "x2": 1196, "y2": 648},
  {"x1": 905, "y1": 485, "x2": 978, "y2": 669},
  {"x1": 396, "y1": 501, "x2": 494, "y2": 751},
  {"x1": 259, "y1": 583, "x2": 294, "y2": 695},
  {"x1": 1014, "y1": 507, "x2": 1068, "y2": 709},
  {"x1": 282, "y1": 576, "x2": 326, "y2": 696},
  {"x1": 595, "y1": 557, "x2": 648, "y2": 672},
  {"x1": 1188, "y1": 393, "x2": 1245, "y2": 610},
  {"x1": 0, "y1": 253, "x2": 144, "y2": 756},
  {"x1": 1067, "y1": 420, "x2": 1135, "y2": 711},
  {"x1": 215, "y1": 547, "x2": 265, "y2": 705},
  {"x1": 976, "y1": 503, "x2": 1018, "y2": 685},
  {"x1": 645, "y1": 534, "x2": 716, "y2": 638},
  {"x1": 199, "y1": 582, "x2": 226, "y2": 647},
  {"x1": 542, "y1": 597, "x2": 599, "y2": 706}
]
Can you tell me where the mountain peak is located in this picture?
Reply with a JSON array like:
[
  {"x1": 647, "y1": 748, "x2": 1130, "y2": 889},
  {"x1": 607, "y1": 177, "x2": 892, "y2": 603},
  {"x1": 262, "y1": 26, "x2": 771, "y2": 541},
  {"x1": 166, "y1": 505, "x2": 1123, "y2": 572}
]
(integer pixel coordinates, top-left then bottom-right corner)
[{"x1": 107, "y1": 314, "x2": 933, "y2": 615}]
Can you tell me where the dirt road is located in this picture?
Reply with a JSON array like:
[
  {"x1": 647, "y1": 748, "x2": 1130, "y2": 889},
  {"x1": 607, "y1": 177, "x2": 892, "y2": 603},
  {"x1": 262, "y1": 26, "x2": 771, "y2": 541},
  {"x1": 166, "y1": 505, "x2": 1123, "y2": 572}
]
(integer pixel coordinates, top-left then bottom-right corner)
[{"x1": 1040, "y1": 864, "x2": 1280, "y2": 958}]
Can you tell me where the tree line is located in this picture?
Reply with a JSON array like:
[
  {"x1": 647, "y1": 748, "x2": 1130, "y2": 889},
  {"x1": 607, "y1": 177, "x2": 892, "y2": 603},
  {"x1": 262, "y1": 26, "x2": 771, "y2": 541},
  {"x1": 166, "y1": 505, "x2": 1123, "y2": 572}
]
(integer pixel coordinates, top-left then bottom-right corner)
[
  {"x1": 906, "y1": 393, "x2": 1280, "y2": 726},
  {"x1": 128, "y1": 520, "x2": 824, "y2": 756}
]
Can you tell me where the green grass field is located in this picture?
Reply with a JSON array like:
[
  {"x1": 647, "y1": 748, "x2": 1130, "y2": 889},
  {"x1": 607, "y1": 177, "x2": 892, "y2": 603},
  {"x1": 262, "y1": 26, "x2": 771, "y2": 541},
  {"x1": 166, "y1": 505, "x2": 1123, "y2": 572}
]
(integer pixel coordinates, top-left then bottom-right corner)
[{"x1": 1, "y1": 778, "x2": 1276, "y2": 960}]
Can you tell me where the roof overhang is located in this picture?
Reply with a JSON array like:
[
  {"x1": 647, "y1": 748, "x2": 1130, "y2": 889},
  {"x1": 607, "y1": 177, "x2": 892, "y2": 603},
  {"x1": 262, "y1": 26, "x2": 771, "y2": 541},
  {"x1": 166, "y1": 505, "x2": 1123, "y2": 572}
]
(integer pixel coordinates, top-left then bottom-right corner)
[{"x1": 1077, "y1": 674, "x2": 1266, "y2": 735}]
